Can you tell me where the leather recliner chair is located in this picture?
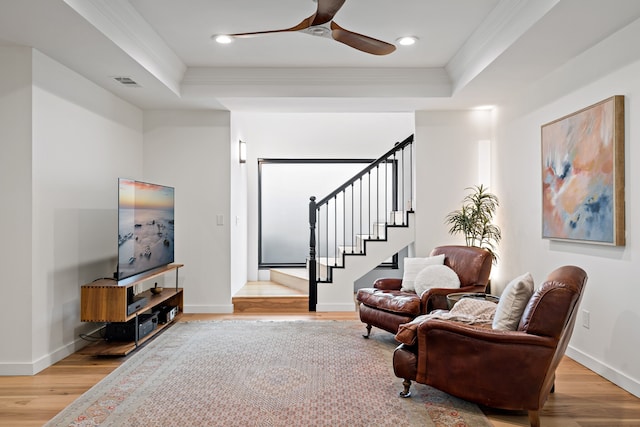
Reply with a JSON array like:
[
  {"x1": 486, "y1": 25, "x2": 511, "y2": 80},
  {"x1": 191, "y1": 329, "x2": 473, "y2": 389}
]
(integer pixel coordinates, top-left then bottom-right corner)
[
  {"x1": 392, "y1": 265, "x2": 588, "y2": 427},
  {"x1": 356, "y1": 245, "x2": 492, "y2": 337}
]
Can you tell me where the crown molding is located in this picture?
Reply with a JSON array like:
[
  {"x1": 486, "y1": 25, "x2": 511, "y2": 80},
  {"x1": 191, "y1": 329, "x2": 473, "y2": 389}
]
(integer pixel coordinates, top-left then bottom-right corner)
[
  {"x1": 63, "y1": 0, "x2": 186, "y2": 96},
  {"x1": 182, "y1": 67, "x2": 452, "y2": 98}
]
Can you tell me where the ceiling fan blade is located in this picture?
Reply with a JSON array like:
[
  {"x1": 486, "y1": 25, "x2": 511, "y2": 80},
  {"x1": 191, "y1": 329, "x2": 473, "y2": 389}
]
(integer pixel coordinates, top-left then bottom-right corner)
[
  {"x1": 228, "y1": 0, "x2": 346, "y2": 39},
  {"x1": 227, "y1": 17, "x2": 313, "y2": 38},
  {"x1": 330, "y1": 21, "x2": 396, "y2": 55},
  {"x1": 311, "y1": 0, "x2": 346, "y2": 26}
]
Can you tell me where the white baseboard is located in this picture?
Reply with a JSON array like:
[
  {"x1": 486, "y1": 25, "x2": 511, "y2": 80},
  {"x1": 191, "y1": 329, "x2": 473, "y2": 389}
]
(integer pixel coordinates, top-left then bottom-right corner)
[
  {"x1": 0, "y1": 326, "x2": 102, "y2": 376},
  {"x1": 316, "y1": 302, "x2": 357, "y2": 312},
  {"x1": 566, "y1": 345, "x2": 640, "y2": 398},
  {"x1": 0, "y1": 362, "x2": 37, "y2": 376},
  {"x1": 184, "y1": 304, "x2": 234, "y2": 314}
]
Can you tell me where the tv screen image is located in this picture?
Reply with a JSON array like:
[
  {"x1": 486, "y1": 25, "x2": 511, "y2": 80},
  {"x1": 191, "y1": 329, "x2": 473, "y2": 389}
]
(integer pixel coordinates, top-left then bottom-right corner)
[{"x1": 118, "y1": 178, "x2": 175, "y2": 282}]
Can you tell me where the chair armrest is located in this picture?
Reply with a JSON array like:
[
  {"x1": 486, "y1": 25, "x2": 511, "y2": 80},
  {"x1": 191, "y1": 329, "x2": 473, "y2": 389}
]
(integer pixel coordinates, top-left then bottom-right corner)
[
  {"x1": 373, "y1": 278, "x2": 403, "y2": 291},
  {"x1": 418, "y1": 319, "x2": 555, "y2": 347},
  {"x1": 420, "y1": 284, "x2": 486, "y2": 313}
]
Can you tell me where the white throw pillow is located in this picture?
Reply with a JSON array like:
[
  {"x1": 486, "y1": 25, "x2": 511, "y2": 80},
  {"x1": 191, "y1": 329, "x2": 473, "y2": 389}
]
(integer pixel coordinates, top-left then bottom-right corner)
[
  {"x1": 400, "y1": 254, "x2": 445, "y2": 292},
  {"x1": 492, "y1": 272, "x2": 535, "y2": 331},
  {"x1": 414, "y1": 265, "x2": 461, "y2": 296}
]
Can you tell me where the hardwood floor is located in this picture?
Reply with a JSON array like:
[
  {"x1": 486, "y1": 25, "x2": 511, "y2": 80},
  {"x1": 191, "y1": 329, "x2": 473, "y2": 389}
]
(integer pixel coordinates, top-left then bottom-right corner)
[{"x1": 1, "y1": 284, "x2": 639, "y2": 426}]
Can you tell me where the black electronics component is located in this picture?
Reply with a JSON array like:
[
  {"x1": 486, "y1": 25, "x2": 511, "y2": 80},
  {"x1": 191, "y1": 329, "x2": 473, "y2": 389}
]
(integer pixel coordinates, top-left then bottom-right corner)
[
  {"x1": 158, "y1": 305, "x2": 178, "y2": 324},
  {"x1": 105, "y1": 313, "x2": 158, "y2": 341},
  {"x1": 126, "y1": 295, "x2": 148, "y2": 316}
]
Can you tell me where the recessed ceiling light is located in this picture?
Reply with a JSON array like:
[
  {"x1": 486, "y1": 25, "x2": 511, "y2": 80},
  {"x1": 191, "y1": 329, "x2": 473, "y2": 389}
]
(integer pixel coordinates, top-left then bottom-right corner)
[
  {"x1": 213, "y1": 34, "x2": 233, "y2": 44},
  {"x1": 396, "y1": 36, "x2": 418, "y2": 46}
]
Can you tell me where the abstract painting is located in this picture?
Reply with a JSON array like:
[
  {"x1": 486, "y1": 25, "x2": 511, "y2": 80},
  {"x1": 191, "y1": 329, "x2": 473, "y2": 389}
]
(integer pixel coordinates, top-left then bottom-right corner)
[{"x1": 541, "y1": 95, "x2": 625, "y2": 245}]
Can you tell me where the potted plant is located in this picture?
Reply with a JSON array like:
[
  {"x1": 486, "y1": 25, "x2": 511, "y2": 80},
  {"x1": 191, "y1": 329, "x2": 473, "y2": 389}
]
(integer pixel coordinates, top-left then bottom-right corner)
[{"x1": 445, "y1": 184, "x2": 501, "y2": 262}]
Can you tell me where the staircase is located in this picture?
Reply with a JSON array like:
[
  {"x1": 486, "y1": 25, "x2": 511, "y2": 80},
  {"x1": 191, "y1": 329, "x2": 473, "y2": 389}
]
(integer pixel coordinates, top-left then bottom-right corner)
[
  {"x1": 308, "y1": 135, "x2": 415, "y2": 312},
  {"x1": 232, "y1": 279, "x2": 308, "y2": 313},
  {"x1": 315, "y1": 210, "x2": 415, "y2": 311},
  {"x1": 269, "y1": 268, "x2": 308, "y2": 294},
  {"x1": 236, "y1": 210, "x2": 414, "y2": 313},
  {"x1": 238, "y1": 135, "x2": 414, "y2": 313}
]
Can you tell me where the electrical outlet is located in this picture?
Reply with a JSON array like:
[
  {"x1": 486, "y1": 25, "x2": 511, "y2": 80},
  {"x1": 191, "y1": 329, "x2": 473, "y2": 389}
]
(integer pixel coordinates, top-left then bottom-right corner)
[{"x1": 582, "y1": 309, "x2": 590, "y2": 329}]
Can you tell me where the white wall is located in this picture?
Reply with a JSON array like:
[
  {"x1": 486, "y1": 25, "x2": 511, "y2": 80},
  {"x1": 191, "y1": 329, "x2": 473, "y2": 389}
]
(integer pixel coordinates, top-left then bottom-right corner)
[
  {"x1": 0, "y1": 48, "x2": 144, "y2": 375},
  {"x1": 492, "y1": 20, "x2": 640, "y2": 396},
  {"x1": 1, "y1": 48, "x2": 235, "y2": 373},
  {"x1": 232, "y1": 112, "x2": 414, "y2": 282},
  {"x1": 413, "y1": 110, "x2": 494, "y2": 257},
  {"x1": 143, "y1": 110, "x2": 233, "y2": 313},
  {"x1": 31, "y1": 50, "x2": 144, "y2": 374},
  {"x1": 0, "y1": 46, "x2": 33, "y2": 367}
]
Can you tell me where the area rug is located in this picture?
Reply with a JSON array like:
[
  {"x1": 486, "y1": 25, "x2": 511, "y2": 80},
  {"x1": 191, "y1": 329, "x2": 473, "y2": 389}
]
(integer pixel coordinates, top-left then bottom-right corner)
[{"x1": 46, "y1": 320, "x2": 491, "y2": 427}]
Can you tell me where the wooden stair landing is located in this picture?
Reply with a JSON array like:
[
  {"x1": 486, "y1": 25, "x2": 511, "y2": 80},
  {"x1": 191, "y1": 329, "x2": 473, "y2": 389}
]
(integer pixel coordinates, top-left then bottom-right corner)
[{"x1": 232, "y1": 281, "x2": 308, "y2": 313}]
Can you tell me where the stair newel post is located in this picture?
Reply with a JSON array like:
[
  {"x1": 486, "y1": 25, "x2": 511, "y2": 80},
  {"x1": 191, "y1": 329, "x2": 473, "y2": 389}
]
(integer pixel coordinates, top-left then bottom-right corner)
[{"x1": 308, "y1": 196, "x2": 317, "y2": 312}]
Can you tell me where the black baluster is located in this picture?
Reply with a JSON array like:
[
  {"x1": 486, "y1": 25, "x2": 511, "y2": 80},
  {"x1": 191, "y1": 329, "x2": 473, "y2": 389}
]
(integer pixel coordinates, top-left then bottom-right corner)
[{"x1": 308, "y1": 196, "x2": 317, "y2": 312}]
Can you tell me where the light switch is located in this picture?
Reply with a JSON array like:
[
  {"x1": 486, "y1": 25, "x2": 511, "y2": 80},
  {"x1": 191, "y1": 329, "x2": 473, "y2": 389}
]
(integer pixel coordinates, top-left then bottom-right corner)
[{"x1": 216, "y1": 214, "x2": 224, "y2": 225}]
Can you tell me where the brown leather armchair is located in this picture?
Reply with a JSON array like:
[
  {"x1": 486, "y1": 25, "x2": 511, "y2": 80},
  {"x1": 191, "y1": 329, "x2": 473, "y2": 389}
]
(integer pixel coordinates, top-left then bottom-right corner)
[
  {"x1": 356, "y1": 245, "x2": 492, "y2": 337},
  {"x1": 392, "y1": 265, "x2": 588, "y2": 427}
]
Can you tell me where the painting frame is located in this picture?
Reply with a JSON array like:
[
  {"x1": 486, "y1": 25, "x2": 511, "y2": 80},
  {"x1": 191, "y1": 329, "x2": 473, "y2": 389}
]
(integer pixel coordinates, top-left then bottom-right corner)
[{"x1": 541, "y1": 95, "x2": 625, "y2": 246}]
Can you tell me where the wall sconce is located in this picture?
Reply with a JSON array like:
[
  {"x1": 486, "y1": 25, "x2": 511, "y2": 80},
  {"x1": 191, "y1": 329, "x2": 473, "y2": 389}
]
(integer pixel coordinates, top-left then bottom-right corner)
[{"x1": 239, "y1": 140, "x2": 247, "y2": 164}]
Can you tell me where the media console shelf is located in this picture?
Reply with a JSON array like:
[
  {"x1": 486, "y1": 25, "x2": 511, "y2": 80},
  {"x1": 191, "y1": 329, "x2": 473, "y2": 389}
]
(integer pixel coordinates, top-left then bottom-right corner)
[{"x1": 81, "y1": 263, "x2": 184, "y2": 356}]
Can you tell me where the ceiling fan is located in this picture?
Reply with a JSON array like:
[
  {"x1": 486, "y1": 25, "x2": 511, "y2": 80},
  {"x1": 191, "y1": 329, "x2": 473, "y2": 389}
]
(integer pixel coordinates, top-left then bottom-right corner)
[{"x1": 224, "y1": 0, "x2": 396, "y2": 56}]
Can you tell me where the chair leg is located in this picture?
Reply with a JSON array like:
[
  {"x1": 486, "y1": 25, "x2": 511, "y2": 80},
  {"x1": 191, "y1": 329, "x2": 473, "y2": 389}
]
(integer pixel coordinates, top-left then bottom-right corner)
[
  {"x1": 399, "y1": 379, "x2": 412, "y2": 398},
  {"x1": 528, "y1": 410, "x2": 540, "y2": 427},
  {"x1": 363, "y1": 324, "x2": 372, "y2": 339}
]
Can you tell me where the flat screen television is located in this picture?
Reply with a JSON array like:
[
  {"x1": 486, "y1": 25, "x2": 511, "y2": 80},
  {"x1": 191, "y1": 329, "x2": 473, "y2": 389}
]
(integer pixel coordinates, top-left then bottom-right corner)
[{"x1": 117, "y1": 178, "x2": 175, "y2": 283}]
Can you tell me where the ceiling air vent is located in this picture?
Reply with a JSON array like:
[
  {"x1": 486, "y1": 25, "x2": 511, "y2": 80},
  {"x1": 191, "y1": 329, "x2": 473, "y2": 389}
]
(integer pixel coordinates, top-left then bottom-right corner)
[{"x1": 113, "y1": 76, "x2": 141, "y2": 87}]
